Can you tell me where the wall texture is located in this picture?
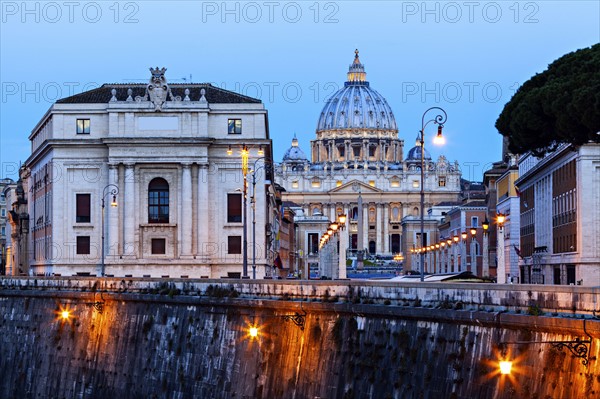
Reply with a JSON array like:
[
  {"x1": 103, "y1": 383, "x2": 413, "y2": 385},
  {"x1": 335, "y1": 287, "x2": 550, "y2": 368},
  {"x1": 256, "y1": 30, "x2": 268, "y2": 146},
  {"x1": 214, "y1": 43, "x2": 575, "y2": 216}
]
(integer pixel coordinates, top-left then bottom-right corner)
[{"x1": 0, "y1": 279, "x2": 599, "y2": 398}]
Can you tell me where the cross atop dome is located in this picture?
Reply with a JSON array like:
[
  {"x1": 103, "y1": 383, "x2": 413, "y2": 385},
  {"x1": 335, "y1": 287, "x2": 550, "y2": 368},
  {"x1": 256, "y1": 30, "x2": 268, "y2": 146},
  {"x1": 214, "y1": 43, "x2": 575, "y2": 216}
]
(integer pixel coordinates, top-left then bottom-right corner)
[{"x1": 347, "y1": 49, "x2": 367, "y2": 84}]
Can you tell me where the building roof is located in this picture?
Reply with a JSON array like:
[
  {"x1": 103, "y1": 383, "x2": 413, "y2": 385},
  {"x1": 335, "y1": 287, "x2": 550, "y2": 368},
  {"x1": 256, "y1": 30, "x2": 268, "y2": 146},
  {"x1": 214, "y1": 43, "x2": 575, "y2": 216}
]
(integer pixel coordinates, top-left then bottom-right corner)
[
  {"x1": 405, "y1": 145, "x2": 432, "y2": 161},
  {"x1": 56, "y1": 83, "x2": 262, "y2": 104},
  {"x1": 316, "y1": 50, "x2": 397, "y2": 134},
  {"x1": 282, "y1": 135, "x2": 308, "y2": 162}
]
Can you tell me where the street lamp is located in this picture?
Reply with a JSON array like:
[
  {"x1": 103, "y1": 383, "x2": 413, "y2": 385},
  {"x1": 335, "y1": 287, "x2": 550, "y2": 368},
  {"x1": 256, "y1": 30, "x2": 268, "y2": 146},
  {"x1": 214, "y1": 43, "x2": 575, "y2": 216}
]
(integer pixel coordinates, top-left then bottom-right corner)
[
  {"x1": 335, "y1": 214, "x2": 347, "y2": 279},
  {"x1": 470, "y1": 227, "x2": 477, "y2": 274},
  {"x1": 418, "y1": 107, "x2": 448, "y2": 281},
  {"x1": 496, "y1": 212, "x2": 506, "y2": 283},
  {"x1": 249, "y1": 156, "x2": 271, "y2": 279},
  {"x1": 460, "y1": 231, "x2": 467, "y2": 272},
  {"x1": 228, "y1": 145, "x2": 250, "y2": 277},
  {"x1": 101, "y1": 183, "x2": 118, "y2": 277},
  {"x1": 482, "y1": 217, "x2": 490, "y2": 277}
]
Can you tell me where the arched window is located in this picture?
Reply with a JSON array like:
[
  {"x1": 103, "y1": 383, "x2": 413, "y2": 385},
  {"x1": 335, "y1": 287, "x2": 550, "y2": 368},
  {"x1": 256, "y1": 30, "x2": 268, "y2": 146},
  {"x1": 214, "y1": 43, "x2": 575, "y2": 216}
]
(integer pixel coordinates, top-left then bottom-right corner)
[{"x1": 148, "y1": 178, "x2": 169, "y2": 223}]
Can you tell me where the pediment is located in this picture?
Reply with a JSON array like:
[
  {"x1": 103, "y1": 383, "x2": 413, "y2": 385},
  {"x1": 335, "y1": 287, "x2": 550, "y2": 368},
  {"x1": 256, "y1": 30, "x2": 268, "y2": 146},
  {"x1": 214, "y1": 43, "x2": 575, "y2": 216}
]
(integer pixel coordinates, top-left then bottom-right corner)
[{"x1": 329, "y1": 180, "x2": 383, "y2": 194}]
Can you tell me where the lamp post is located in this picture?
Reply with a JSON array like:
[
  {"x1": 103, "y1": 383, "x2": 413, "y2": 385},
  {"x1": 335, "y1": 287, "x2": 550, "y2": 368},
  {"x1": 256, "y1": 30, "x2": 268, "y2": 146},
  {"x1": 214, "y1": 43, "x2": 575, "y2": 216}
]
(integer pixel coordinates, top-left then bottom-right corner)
[
  {"x1": 453, "y1": 235, "x2": 459, "y2": 271},
  {"x1": 250, "y1": 156, "x2": 271, "y2": 279},
  {"x1": 101, "y1": 184, "x2": 118, "y2": 277},
  {"x1": 241, "y1": 145, "x2": 249, "y2": 279},
  {"x1": 418, "y1": 107, "x2": 447, "y2": 281},
  {"x1": 482, "y1": 217, "x2": 490, "y2": 278},
  {"x1": 496, "y1": 213, "x2": 506, "y2": 283},
  {"x1": 460, "y1": 231, "x2": 467, "y2": 272},
  {"x1": 336, "y1": 214, "x2": 347, "y2": 279},
  {"x1": 470, "y1": 227, "x2": 477, "y2": 274}
]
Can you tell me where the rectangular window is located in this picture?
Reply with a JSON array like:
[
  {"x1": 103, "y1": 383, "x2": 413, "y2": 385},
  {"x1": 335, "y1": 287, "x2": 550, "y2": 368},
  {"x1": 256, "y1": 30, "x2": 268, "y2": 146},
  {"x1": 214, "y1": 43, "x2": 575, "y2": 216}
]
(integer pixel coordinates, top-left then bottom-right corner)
[
  {"x1": 228, "y1": 236, "x2": 242, "y2": 254},
  {"x1": 76, "y1": 119, "x2": 90, "y2": 134},
  {"x1": 368, "y1": 180, "x2": 375, "y2": 187},
  {"x1": 307, "y1": 233, "x2": 319, "y2": 255},
  {"x1": 438, "y1": 177, "x2": 446, "y2": 187},
  {"x1": 553, "y1": 266, "x2": 561, "y2": 285},
  {"x1": 566, "y1": 265, "x2": 576, "y2": 285},
  {"x1": 1, "y1": 226, "x2": 5, "y2": 235},
  {"x1": 228, "y1": 119, "x2": 242, "y2": 134},
  {"x1": 227, "y1": 193, "x2": 242, "y2": 223},
  {"x1": 76, "y1": 194, "x2": 91, "y2": 223},
  {"x1": 336, "y1": 180, "x2": 343, "y2": 187},
  {"x1": 471, "y1": 216, "x2": 478, "y2": 228},
  {"x1": 391, "y1": 180, "x2": 400, "y2": 188},
  {"x1": 391, "y1": 234, "x2": 401, "y2": 254},
  {"x1": 311, "y1": 180, "x2": 321, "y2": 188},
  {"x1": 151, "y1": 238, "x2": 166, "y2": 254},
  {"x1": 1, "y1": 209, "x2": 5, "y2": 217},
  {"x1": 76, "y1": 236, "x2": 90, "y2": 255},
  {"x1": 412, "y1": 180, "x2": 420, "y2": 188},
  {"x1": 292, "y1": 181, "x2": 299, "y2": 189}
]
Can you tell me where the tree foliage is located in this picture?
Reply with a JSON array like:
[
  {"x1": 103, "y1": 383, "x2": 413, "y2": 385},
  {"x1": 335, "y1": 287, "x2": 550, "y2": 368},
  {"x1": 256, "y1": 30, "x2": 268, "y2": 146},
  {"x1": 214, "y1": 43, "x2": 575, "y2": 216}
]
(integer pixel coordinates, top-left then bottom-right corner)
[{"x1": 496, "y1": 44, "x2": 600, "y2": 156}]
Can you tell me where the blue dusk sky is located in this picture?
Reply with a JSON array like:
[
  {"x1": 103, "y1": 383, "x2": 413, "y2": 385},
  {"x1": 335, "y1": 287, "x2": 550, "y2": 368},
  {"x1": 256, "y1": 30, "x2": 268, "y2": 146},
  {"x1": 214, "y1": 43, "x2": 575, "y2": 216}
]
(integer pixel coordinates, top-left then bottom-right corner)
[{"x1": 1, "y1": 1, "x2": 599, "y2": 180}]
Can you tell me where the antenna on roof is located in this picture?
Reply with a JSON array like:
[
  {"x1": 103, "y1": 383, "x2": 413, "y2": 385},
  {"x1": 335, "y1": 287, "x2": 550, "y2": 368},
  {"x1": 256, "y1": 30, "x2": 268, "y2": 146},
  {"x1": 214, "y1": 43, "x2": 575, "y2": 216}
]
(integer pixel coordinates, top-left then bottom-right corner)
[{"x1": 181, "y1": 74, "x2": 193, "y2": 83}]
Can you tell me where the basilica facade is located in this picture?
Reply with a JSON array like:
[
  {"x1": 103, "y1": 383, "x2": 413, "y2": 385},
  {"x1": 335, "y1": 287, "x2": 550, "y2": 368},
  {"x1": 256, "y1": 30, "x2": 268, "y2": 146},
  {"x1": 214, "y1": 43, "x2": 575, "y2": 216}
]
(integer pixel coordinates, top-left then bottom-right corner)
[{"x1": 276, "y1": 51, "x2": 462, "y2": 273}]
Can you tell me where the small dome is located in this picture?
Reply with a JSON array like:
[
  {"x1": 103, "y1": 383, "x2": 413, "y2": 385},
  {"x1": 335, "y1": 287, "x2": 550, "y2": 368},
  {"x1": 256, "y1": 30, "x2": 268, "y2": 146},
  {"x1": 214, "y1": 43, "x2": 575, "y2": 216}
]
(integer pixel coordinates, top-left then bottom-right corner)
[
  {"x1": 405, "y1": 145, "x2": 431, "y2": 161},
  {"x1": 282, "y1": 135, "x2": 307, "y2": 162},
  {"x1": 316, "y1": 50, "x2": 397, "y2": 133}
]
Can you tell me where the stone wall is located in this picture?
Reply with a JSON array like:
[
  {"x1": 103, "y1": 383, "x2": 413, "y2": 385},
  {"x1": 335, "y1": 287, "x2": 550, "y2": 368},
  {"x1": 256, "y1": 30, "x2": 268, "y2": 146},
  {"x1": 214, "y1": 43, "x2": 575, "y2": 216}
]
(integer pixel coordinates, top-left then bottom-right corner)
[
  {"x1": 1, "y1": 278, "x2": 599, "y2": 398},
  {"x1": 1, "y1": 277, "x2": 599, "y2": 315}
]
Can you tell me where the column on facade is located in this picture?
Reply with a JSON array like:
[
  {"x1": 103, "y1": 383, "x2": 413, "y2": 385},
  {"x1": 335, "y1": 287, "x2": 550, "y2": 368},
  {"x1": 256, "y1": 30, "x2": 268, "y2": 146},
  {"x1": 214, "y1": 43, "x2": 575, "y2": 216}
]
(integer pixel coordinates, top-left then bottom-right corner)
[
  {"x1": 181, "y1": 163, "x2": 192, "y2": 256},
  {"x1": 197, "y1": 164, "x2": 209, "y2": 256},
  {"x1": 362, "y1": 205, "x2": 369, "y2": 254},
  {"x1": 108, "y1": 163, "x2": 119, "y2": 259},
  {"x1": 376, "y1": 204, "x2": 383, "y2": 254},
  {"x1": 123, "y1": 163, "x2": 135, "y2": 257},
  {"x1": 383, "y1": 205, "x2": 389, "y2": 253}
]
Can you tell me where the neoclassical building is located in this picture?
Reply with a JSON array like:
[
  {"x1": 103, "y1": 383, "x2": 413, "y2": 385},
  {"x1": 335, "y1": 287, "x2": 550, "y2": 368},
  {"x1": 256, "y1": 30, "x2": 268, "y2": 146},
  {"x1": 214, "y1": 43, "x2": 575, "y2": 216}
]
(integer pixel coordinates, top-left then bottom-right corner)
[
  {"x1": 276, "y1": 51, "x2": 462, "y2": 273},
  {"x1": 24, "y1": 68, "x2": 273, "y2": 278}
]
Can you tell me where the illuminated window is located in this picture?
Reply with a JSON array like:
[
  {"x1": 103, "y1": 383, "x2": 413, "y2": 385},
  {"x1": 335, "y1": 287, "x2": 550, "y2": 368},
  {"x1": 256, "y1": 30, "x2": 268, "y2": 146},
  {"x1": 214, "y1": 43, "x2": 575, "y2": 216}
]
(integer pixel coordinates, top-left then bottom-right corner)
[
  {"x1": 76, "y1": 119, "x2": 90, "y2": 134},
  {"x1": 438, "y1": 177, "x2": 446, "y2": 187},
  {"x1": 228, "y1": 119, "x2": 242, "y2": 134},
  {"x1": 336, "y1": 180, "x2": 343, "y2": 187},
  {"x1": 412, "y1": 180, "x2": 420, "y2": 188},
  {"x1": 292, "y1": 180, "x2": 299, "y2": 189},
  {"x1": 311, "y1": 180, "x2": 321, "y2": 188},
  {"x1": 369, "y1": 180, "x2": 375, "y2": 187},
  {"x1": 391, "y1": 180, "x2": 400, "y2": 188}
]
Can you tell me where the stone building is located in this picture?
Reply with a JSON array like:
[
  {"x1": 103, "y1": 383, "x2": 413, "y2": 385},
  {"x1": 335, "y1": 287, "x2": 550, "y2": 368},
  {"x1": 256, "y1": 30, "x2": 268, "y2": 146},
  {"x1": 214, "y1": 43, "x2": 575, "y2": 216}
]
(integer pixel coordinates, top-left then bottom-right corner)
[
  {"x1": 276, "y1": 51, "x2": 462, "y2": 273},
  {"x1": 1, "y1": 178, "x2": 16, "y2": 274},
  {"x1": 4, "y1": 176, "x2": 29, "y2": 276},
  {"x1": 496, "y1": 165, "x2": 521, "y2": 283},
  {"x1": 515, "y1": 143, "x2": 600, "y2": 286},
  {"x1": 24, "y1": 68, "x2": 273, "y2": 278}
]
